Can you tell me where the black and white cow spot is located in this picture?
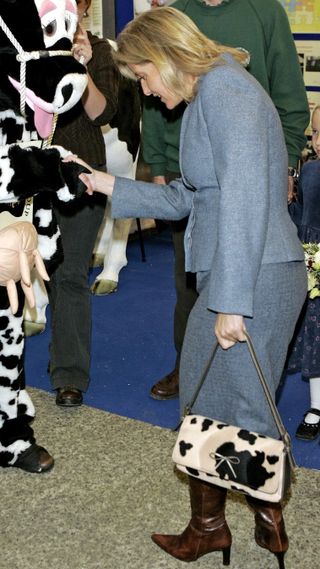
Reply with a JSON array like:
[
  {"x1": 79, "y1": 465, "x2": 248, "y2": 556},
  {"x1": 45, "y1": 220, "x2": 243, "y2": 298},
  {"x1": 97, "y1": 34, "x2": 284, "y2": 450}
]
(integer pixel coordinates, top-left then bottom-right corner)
[
  {"x1": 17, "y1": 403, "x2": 28, "y2": 415},
  {"x1": 0, "y1": 354, "x2": 20, "y2": 371},
  {"x1": 0, "y1": 450, "x2": 14, "y2": 467},
  {"x1": 179, "y1": 440, "x2": 193, "y2": 457},
  {"x1": 0, "y1": 316, "x2": 10, "y2": 331},
  {"x1": 237, "y1": 429, "x2": 258, "y2": 445},
  {"x1": 215, "y1": 442, "x2": 275, "y2": 489},
  {"x1": 267, "y1": 455, "x2": 280, "y2": 465},
  {"x1": 201, "y1": 418, "x2": 214, "y2": 432},
  {"x1": 185, "y1": 467, "x2": 200, "y2": 477}
]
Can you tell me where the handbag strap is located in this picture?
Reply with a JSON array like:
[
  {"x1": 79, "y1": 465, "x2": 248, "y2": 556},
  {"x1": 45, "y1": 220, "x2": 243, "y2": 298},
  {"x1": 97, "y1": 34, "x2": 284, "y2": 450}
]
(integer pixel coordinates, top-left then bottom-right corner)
[{"x1": 176, "y1": 331, "x2": 296, "y2": 469}]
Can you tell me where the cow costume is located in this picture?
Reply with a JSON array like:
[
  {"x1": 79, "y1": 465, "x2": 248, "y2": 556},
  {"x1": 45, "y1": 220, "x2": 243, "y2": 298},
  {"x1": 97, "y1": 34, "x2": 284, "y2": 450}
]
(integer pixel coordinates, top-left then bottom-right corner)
[{"x1": 0, "y1": 0, "x2": 89, "y2": 472}]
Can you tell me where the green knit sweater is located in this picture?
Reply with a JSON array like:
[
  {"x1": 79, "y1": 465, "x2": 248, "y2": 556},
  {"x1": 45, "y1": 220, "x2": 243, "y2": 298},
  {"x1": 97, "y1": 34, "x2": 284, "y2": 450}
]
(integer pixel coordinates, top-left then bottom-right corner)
[{"x1": 142, "y1": 0, "x2": 309, "y2": 175}]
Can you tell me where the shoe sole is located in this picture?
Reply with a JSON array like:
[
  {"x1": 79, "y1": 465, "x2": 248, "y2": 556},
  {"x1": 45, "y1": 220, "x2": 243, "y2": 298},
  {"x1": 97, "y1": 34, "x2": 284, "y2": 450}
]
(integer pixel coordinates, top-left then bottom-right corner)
[
  {"x1": 296, "y1": 432, "x2": 320, "y2": 441},
  {"x1": 56, "y1": 401, "x2": 83, "y2": 407},
  {"x1": 149, "y1": 392, "x2": 179, "y2": 400}
]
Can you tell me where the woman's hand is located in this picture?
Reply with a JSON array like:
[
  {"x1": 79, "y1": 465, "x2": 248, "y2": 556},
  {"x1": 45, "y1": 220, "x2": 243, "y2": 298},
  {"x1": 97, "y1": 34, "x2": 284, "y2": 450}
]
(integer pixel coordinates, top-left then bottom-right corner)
[
  {"x1": 215, "y1": 313, "x2": 246, "y2": 350},
  {"x1": 72, "y1": 24, "x2": 92, "y2": 67},
  {"x1": 63, "y1": 155, "x2": 115, "y2": 197}
]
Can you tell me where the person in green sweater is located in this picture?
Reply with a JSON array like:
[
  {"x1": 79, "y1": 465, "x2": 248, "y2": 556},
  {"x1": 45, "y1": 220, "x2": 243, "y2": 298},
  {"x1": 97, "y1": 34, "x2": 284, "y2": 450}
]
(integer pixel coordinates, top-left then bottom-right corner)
[{"x1": 143, "y1": 0, "x2": 310, "y2": 400}]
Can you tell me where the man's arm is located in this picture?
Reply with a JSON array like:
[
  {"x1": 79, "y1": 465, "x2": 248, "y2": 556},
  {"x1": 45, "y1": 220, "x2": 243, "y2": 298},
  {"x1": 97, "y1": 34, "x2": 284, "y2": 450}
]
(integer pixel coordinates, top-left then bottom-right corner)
[
  {"x1": 263, "y1": 0, "x2": 310, "y2": 168},
  {"x1": 142, "y1": 96, "x2": 168, "y2": 178}
]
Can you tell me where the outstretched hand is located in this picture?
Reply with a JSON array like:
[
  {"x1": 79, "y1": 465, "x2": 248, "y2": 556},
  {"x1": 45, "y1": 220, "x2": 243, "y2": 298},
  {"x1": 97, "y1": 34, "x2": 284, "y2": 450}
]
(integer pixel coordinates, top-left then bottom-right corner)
[
  {"x1": 63, "y1": 155, "x2": 95, "y2": 194},
  {"x1": 63, "y1": 155, "x2": 116, "y2": 197}
]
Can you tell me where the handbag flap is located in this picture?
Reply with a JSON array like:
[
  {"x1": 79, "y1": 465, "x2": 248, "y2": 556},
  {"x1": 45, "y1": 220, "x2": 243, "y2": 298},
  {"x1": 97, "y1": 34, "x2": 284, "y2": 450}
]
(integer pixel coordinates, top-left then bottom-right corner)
[{"x1": 172, "y1": 415, "x2": 287, "y2": 496}]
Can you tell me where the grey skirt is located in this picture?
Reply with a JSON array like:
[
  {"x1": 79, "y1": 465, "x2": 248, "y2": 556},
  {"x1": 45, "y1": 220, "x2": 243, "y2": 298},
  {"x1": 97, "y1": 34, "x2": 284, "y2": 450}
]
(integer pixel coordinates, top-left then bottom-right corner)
[{"x1": 179, "y1": 262, "x2": 307, "y2": 438}]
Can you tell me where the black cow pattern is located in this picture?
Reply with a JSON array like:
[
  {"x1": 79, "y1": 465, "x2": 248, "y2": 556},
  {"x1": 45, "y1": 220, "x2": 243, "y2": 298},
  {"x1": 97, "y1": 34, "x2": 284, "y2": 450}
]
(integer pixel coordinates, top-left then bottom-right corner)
[
  {"x1": 173, "y1": 414, "x2": 286, "y2": 500},
  {"x1": 0, "y1": 0, "x2": 87, "y2": 466}
]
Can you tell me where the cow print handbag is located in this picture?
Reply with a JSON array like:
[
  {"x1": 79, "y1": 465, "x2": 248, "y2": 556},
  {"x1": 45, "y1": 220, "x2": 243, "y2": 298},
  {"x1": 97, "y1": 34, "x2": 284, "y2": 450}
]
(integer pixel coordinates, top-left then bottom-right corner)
[{"x1": 172, "y1": 332, "x2": 296, "y2": 502}]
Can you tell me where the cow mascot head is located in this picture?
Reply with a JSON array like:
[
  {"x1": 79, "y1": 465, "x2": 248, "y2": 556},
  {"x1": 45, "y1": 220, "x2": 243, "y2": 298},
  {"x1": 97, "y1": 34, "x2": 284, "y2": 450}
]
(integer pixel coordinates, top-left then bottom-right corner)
[{"x1": 0, "y1": 0, "x2": 88, "y2": 473}]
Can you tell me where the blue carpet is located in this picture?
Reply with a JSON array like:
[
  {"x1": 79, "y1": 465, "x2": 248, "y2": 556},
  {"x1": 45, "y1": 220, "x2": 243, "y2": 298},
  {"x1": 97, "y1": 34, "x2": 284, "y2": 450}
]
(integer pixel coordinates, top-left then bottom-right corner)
[{"x1": 24, "y1": 229, "x2": 320, "y2": 470}]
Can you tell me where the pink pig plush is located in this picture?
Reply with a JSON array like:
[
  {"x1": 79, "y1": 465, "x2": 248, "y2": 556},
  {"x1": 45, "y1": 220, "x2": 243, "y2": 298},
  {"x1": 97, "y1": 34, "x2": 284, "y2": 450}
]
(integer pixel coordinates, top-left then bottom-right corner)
[{"x1": 0, "y1": 222, "x2": 49, "y2": 314}]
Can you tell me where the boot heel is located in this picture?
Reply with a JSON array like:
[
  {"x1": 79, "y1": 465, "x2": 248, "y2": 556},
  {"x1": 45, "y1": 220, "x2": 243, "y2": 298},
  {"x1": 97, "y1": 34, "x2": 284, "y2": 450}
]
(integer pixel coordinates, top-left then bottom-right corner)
[
  {"x1": 222, "y1": 545, "x2": 231, "y2": 566},
  {"x1": 275, "y1": 551, "x2": 285, "y2": 569}
]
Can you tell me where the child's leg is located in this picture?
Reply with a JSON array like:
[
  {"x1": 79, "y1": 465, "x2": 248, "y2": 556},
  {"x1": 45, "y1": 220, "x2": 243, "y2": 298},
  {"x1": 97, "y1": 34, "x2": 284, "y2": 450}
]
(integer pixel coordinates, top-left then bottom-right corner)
[
  {"x1": 296, "y1": 377, "x2": 320, "y2": 440},
  {"x1": 305, "y1": 377, "x2": 320, "y2": 423}
]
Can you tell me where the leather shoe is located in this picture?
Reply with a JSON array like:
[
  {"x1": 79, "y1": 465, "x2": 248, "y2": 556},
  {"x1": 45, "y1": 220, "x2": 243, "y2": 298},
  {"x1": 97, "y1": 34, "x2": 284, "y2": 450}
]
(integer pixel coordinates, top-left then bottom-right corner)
[
  {"x1": 296, "y1": 408, "x2": 320, "y2": 440},
  {"x1": 56, "y1": 387, "x2": 83, "y2": 407},
  {"x1": 150, "y1": 367, "x2": 179, "y2": 400},
  {"x1": 14, "y1": 444, "x2": 54, "y2": 473}
]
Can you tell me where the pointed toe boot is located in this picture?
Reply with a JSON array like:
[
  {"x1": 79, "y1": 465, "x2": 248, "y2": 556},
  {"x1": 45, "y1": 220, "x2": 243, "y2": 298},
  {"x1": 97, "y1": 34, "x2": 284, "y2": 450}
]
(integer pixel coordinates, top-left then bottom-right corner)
[{"x1": 151, "y1": 477, "x2": 231, "y2": 565}]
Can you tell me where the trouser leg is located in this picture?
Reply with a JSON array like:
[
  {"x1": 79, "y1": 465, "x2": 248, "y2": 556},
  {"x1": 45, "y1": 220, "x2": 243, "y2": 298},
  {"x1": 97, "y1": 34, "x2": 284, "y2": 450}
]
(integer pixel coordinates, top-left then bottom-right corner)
[
  {"x1": 171, "y1": 220, "x2": 198, "y2": 367},
  {"x1": 48, "y1": 193, "x2": 106, "y2": 392}
]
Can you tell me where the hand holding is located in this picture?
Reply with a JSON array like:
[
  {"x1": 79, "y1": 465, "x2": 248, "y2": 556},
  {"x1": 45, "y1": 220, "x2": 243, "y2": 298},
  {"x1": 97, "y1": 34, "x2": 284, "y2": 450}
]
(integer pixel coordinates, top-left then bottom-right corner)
[
  {"x1": 63, "y1": 155, "x2": 115, "y2": 197},
  {"x1": 215, "y1": 313, "x2": 246, "y2": 350},
  {"x1": 72, "y1": 24, "x2": 92, "y2": 67}
]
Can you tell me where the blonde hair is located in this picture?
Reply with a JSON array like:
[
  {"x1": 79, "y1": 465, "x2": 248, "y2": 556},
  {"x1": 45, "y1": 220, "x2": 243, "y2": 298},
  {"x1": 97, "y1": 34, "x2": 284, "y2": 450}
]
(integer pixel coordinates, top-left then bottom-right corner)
[
  {"x1": 114, "y1": 7, "x2": 249, "y2": 102},
  {"x1": 312, "y1": 105, "x2": 320, "y2": 119}
]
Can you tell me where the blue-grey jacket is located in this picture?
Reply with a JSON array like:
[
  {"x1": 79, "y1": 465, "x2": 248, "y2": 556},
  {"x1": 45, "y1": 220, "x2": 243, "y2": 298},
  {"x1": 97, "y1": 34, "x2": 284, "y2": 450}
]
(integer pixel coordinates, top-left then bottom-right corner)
[{"x1": 112, "y1": 55, "x2": 304, "y2": 318}]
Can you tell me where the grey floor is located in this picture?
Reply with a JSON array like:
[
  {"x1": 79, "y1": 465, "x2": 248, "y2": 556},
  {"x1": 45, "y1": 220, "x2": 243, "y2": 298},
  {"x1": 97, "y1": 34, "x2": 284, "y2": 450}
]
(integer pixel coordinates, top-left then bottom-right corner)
[{"x1": 1, "y1": 388, "x2": 318, "y2": 569}]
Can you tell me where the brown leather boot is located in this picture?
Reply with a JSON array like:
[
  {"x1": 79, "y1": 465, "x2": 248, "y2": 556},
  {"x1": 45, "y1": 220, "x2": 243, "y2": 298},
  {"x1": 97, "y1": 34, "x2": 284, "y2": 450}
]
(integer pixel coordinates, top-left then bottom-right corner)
[
  {"x1": 151, "y1": 477, "x2": 232, "y2": 564},
  {"x1": 149, "y1": 366, "x2": 179, "y2": 400},
  {"x1": 246, "y1": 496, "x2": 288, "y2": 569}
]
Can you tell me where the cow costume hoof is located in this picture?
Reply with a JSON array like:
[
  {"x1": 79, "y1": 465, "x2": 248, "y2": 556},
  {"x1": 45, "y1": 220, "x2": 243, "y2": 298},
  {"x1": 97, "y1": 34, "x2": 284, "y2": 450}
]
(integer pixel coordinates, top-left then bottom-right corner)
[
  {"x1": 14, "y1": 444, "x2": 54, "y2": 473},
  {"x1": 90, "y1": 279, "x2": 118, "y2": 295},
  {"x1": 24, "y1": 321, "x2": 46, "y2": 337}
]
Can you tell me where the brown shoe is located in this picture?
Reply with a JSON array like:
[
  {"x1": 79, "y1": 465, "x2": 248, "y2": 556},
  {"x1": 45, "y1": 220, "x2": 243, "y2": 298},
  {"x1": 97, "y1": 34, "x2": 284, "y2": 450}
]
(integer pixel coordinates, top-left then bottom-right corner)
[
  {"x1": 56, "y1": 387, "x2": 83, "y2": 407},
  {"x1": 150, "y1": 367, "x2": 179, "y2": 400}
]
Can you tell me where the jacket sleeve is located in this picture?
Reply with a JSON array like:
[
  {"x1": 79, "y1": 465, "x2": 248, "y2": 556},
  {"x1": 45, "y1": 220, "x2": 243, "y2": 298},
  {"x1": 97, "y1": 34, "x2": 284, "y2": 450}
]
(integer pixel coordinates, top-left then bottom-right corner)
[
  {"x1": 86, "y1": 38, "x2": 119, "y2": 127},
  {"x1": 112, "y1": 176, "x2": 193, "y2": 221},
  {"x1": 199, "y1": 71, "x2": 272, "y2": 317},
  {"x1": 262, "y1": 0, "x2": 310, "y2": 167}
]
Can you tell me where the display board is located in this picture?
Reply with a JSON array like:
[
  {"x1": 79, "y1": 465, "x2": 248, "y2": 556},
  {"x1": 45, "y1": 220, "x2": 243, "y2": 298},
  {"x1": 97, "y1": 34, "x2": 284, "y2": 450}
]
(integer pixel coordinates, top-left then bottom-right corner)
[
  {"x1": 82, "y1": 0, "x2": 103, "y2": 37},
  {"x1": 280, "y1": 0, "x2": 320, "y2": 33},
  {"x1": 280, "y1": 0, "x2": 320, "y2": 134}
]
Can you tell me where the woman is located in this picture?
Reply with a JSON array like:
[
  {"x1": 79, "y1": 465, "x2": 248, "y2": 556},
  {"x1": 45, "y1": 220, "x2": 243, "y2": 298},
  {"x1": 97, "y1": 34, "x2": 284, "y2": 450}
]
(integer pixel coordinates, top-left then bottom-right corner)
[{"x1": 67, "y1": 7, "x2": 307, "y2": 567}]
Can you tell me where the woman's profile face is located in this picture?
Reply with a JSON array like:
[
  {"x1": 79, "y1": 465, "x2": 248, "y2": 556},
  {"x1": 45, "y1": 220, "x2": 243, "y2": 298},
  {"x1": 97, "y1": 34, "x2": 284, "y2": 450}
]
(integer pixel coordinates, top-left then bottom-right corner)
[{"x1": 129, "y1": 62, "x2": 184, "y2": 109}]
